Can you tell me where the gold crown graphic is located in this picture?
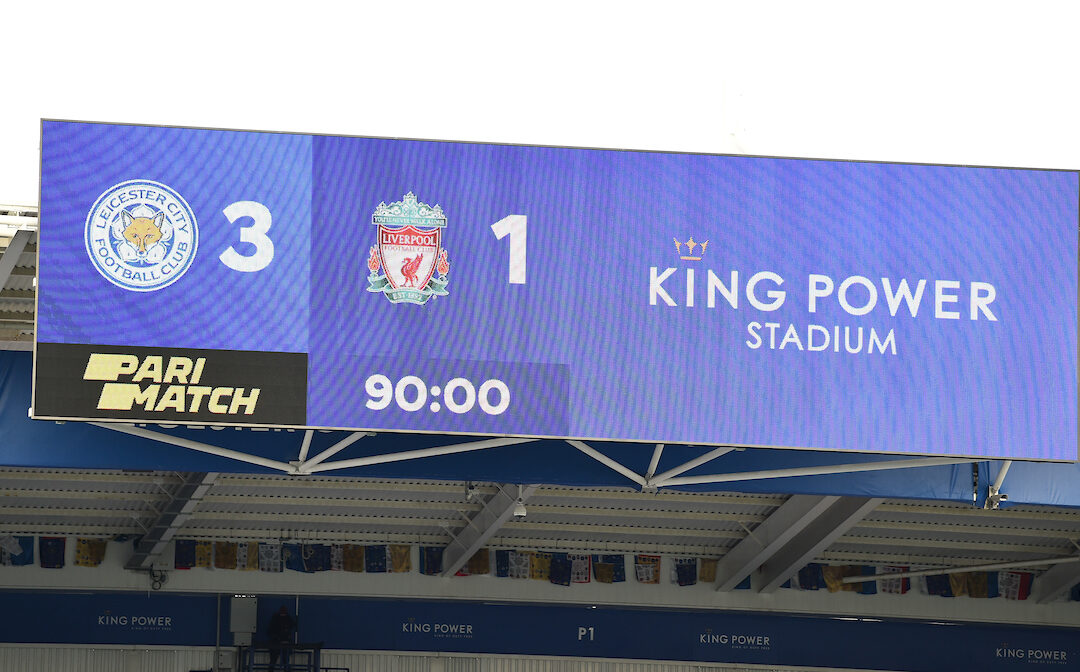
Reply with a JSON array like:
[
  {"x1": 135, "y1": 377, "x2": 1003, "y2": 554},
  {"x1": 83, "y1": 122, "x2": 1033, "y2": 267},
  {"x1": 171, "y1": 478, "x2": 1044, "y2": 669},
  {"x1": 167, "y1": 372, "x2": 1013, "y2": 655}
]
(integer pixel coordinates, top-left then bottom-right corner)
[{"x1": 673, "y1": 237, "x2": 709, "y2": 261}]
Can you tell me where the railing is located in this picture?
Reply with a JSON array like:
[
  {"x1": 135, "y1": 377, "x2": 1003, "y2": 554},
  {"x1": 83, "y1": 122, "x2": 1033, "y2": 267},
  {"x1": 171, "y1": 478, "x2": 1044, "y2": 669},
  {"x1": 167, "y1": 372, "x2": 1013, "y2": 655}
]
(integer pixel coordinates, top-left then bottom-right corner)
[{"x1": 238, "y1": 642, "x2": 324, "y2": 672}]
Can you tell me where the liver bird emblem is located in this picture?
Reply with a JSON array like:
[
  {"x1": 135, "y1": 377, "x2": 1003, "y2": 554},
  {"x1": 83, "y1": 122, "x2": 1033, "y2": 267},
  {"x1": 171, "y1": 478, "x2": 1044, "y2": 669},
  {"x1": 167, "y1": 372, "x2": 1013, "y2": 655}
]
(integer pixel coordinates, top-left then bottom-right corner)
[{"x1": 400, "y1": 254, "x2": 424, "y2": 287}]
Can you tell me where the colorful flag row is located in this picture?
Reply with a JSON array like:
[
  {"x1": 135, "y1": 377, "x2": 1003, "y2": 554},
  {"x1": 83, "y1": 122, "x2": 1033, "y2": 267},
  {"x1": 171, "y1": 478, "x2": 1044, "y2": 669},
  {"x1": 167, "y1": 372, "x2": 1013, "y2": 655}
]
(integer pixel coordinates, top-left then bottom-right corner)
[
  {"x1": 790, "y1": 563, "x2": 1037, "y2": 600},
  {"x1": 172, "y1": 540, "x2": 414, "y2": 573},
  {"x1": 0, "y1": 535, "x2": 109, "y2": 569},
  {"x1": 166, "y1": 540, "x2": 725, "y2": 588},
  {"x1": 0, "y1": 534, "x2": 1058, "y2": 602},
  {"x1": 456, "y1": 551, "x2": 739, "y2": 588}
]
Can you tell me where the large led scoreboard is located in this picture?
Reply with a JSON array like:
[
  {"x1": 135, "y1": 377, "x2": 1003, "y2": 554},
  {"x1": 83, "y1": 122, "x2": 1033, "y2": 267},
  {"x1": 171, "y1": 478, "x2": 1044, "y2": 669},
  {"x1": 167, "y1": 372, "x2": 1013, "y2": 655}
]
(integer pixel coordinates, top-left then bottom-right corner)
[{"x1": 32, "y1": 121, "x2": 1079, "y2": 460}]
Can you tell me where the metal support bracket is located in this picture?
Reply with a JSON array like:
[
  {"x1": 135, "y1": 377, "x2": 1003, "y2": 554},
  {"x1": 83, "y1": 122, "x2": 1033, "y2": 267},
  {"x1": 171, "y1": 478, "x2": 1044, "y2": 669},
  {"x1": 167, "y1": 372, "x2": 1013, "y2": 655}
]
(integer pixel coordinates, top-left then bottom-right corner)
[{"x1": 440, "y1": 483, "x2": 537, "y2": 577}]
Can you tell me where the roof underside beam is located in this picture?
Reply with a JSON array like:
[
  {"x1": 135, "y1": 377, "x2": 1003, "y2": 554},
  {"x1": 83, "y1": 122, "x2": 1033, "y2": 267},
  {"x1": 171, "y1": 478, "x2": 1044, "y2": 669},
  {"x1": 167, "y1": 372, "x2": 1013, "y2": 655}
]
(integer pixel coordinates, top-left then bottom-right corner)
[
  {"x1": 755, "y1": 496, "x2": 884, "y2": 593},
  {"x1": 1032, "y1": 559, "x2": 1080, "y2": 603},
  {"x1": 441, "y1": 483, "x2": 536, "y2": 577},
  {"x1": 714, "y1": 494, "x2": 839, "y2": 591},
  {"x1": 125, "y1": 471, "x2": 218, "y2": 570},
  {"x1": 0, "y1": 229, "x2": 31, "y2": 290}
]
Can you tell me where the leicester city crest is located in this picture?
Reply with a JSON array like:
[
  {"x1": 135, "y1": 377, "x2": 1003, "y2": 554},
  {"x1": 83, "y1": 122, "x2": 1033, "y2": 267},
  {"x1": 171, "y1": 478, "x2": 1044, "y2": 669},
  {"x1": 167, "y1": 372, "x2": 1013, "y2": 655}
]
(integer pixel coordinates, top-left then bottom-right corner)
[
  {"x1": 84, "y1": 179, "x2": 198, "y2": 292},
  {"x1": 367, "y1": 192, "x2": 450, "y2": 305}
]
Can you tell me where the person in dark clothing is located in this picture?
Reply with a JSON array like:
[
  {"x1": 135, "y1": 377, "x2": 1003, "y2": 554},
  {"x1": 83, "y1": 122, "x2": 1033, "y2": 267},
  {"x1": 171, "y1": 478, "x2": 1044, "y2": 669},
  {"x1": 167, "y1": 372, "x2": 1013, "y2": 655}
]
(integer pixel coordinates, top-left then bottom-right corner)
[{"x1": 267, "y1": 606, "x2": 296, "y2": 671}]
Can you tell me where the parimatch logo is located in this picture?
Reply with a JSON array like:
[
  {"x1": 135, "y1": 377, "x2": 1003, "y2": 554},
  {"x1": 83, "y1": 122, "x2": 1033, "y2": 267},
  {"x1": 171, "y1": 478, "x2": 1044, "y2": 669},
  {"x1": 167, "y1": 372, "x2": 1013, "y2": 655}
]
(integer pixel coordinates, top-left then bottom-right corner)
[
  {"x1": 33, "y1": 343, "x2": 307, "y2": 426},
  {"x1": 84, "y1": 353, "x2": 260, "y2": 415}
]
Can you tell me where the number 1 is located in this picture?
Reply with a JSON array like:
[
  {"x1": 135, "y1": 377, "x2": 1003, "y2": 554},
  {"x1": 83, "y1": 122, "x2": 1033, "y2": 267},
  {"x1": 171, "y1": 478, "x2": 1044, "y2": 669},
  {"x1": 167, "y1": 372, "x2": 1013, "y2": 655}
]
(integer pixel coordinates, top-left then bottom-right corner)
[{"x1": 491, "y1": 215, "x2": 527, "y2": 285}]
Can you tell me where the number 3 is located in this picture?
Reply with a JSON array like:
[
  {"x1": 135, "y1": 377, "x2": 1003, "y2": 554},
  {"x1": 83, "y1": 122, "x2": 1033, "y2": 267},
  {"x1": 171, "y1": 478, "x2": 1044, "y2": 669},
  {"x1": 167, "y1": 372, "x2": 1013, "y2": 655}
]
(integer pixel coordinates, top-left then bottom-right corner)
[{"x1": 220, "y1": 201, "x2": 274, "y2": 272}]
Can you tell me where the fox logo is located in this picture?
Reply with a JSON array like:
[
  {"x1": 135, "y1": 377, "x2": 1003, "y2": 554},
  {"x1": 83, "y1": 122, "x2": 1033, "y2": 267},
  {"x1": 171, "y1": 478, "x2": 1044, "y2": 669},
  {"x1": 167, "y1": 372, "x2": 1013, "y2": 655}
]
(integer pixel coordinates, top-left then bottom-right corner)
[{"x1": 115, "y1": 209, "x2": 172, "y2": 264}]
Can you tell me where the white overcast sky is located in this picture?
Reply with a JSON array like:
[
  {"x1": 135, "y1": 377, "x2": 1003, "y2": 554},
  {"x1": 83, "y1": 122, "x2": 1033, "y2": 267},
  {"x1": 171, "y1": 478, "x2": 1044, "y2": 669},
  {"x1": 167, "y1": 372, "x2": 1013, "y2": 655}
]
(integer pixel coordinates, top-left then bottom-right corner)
[{"x1": 1, "y1": 1, "x2": 1077, "y2": 206}]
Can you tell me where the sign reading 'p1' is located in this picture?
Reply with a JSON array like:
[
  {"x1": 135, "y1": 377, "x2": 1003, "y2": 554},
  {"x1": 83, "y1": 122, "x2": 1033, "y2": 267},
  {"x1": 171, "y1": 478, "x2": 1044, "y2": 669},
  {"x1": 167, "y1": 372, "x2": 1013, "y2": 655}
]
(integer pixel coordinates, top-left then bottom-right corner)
[{"x1": 33, "y1": 121, "x2": 1079, "y2": 460}]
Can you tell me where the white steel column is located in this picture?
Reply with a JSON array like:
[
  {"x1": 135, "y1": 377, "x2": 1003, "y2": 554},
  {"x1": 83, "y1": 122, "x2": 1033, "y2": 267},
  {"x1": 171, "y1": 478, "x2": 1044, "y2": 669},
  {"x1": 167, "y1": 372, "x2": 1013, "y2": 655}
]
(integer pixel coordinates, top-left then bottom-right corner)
[
  {"x1": 658, "y1": 457, "x2": 973, "y2": 487},
  {"x1": 645, "y1": 444, "x2": 664, "y2": 480},
  {"x1": 298, "y1": 432, "x2": 371, "y2": 470},
  {"x1": 647, "y1": 446, "x2": 737, "y2": 486},
  {"x1": 566, "y1": 440, "x2": 647, "y2": 486},
  {"x1": 985, "y1": 460, "x2": 1013, "y2": 509},
  {"x1": 296, "y1": 430, "x2": 315, "y2": 462},
  {"x1": 303, "y1": 437, "x2": 536, "y2": 474},
  {"x1": 91, "y1": 423, "x2": 297, "y2": 473}
]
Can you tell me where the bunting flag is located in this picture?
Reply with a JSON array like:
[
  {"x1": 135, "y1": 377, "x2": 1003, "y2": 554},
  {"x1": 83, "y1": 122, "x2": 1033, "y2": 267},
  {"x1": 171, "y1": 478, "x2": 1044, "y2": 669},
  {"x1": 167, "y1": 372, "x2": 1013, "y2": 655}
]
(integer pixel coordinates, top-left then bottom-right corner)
[
  {"x1": 282, "y1": 544, "x2": 308, "y2": 572},
  {"x1": 509, "y1": 550, "x2": 531, "y2": 579},
  {"x1": 821, "y1": 565, "x2": 856, "y2": 592},
  {"x1": 194, "y1": 541, "x2": 213, "y2": 568},
  {"x1": 494, "y1": 550, "x2": 511, "y2": 574},
  {"x1": 420, "y1": 547, "x2": 443, "y2": 575},
  {"x1": 796, "y1": 564, "x2": 825, "y2": 590},
  {"x1": 673, "y1": 558, "x2": 698, "y2": 586},
  {"x1": 0, "y1": 535, "x2": 34, "y2": 566},
  {"x1": 259, "y1": 543, "x2": 282, "y2": 572},
  {"x1": 74, "y1": 538, "x2": 107, "y2": 567},
  {"x1": 569, "y1": 554, "x2": 591, "y2": 583},
  {"x1": 549, "y1": 553, "x2": 572, "y2": 586},
  {"x1": 495, "y1": 549, "x2": 511, "y2": 577},
  {"x1": 634, "y1": 554, "x2": 661, "y2": 584},
  {"x1": 878, "y1": 565, "x2": 910, "y2": 594},
  {"x1": 530, "y1": 552, "x2": 552, "y2": 580},
  {"x1": 331, "y1": 544, "x2": 344, "y2": 571},
  {"x1": 856, "y1": 566, "x2": 877, "y2": 595},
  {"x1": 214, "y1": 542, "x2": 238, "y2": 570},
  {"x1": 365, "y1": 545, "x2": 387, "y2": 573},
  {"x1": 342, "y1": 545, "x2": 365, "y2": 572},
  {"x1": 607, "y1": 555, "x2": 626, "y2": 582},
  {"x1": 239, "y1": 542, "x2": 260, "y2": 570},
  {"x1": 390, "y1": 544, "x2": 412, "y2": 573},
  {"x1": 39, "y1": 537, "x2": 66, "y2": 569},
  {"x1": 1000, "y1": 571, "x2": 1034, "y2": 600},
  {"x1": 303, "y1": 544, "x2": 331, "y2": 572},
  {"x1": 594, "y1": 562, "x2": 615, "y2": 584},
  {"x1": 466, "y1": 549, "x2": 490, "y2": 575},
  {"x1": 966, "y1": 571, "x2": 998, "y2": 599},
  {"x1": 0, "y1": 535, "x2": 23, "y2": 555},
  {"x1": 821, "y1": 565, "x2": 876, "y2": 594},
  {"x1": 174, "y1": 540, "x2": 196, "y2": 569},
  {"x1": 591, "y1": 554, "x2": 626, "y2": 583},
  {"x1": 926, "y1": 574, "x2": 952, "y2": 597},
  {"x1": 699, "y1": 558, "x2": 719, "y2": 584},
  {"x1": 948, "y1": 572, "x2": 970, "y2": 598}
]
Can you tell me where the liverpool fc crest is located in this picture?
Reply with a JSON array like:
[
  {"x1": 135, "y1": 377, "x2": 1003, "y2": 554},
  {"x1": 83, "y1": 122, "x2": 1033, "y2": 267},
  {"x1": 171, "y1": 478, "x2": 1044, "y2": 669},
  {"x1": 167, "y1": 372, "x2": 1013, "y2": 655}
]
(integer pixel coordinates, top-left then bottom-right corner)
[{"x1": 367, "y1": 192, "x2": 450, "y2": 305}]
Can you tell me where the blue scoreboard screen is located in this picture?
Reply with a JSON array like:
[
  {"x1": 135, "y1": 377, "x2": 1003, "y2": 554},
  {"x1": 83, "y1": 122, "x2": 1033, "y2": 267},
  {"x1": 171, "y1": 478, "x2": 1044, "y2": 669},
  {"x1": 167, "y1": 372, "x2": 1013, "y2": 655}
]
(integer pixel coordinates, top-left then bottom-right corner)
[{"x1": 33, "y1": 121, "x2": 1079, "y2": 460}]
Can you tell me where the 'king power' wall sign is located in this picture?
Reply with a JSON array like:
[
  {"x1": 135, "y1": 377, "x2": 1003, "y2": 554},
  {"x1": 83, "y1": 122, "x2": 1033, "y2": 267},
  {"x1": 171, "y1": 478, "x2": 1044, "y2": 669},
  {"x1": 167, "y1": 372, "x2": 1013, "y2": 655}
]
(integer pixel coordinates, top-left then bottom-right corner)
[{"x1": 33, "y1": 121, "x2": 1080, "y2": 460}]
